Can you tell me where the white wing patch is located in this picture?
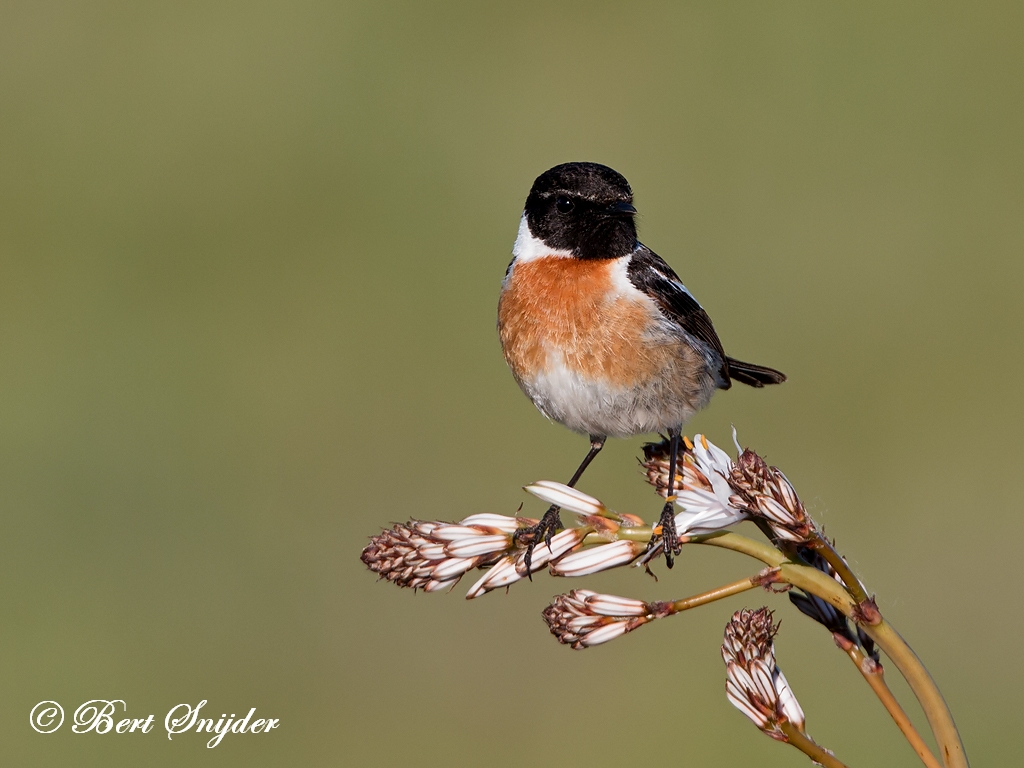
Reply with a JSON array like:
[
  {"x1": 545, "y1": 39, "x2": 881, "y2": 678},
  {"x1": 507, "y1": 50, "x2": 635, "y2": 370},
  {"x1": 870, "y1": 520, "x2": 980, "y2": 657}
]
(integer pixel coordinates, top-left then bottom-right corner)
[{"x1": 649, "y1": 265, "x2": 701, "y2": 306}]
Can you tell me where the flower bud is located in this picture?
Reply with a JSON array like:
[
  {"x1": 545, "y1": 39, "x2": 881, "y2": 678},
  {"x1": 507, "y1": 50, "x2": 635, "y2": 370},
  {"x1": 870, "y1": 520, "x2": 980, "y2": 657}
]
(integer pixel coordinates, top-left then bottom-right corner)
[
  {"x1": 542, "y1": 590, "x2": 656, "y2": 649},
  {"x1": 722, "y1": 608, "x2": 806, "y2": 740}
]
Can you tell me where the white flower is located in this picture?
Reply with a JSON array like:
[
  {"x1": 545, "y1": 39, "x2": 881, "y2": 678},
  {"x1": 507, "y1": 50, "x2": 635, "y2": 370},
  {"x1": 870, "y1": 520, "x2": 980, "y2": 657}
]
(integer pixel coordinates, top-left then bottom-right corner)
[
  {"x1": 642, "y1": 433, "x2": 749, "y2": 538},
  {"x1": 674, "y1": 434, "x2": 748, "y2": 535}
]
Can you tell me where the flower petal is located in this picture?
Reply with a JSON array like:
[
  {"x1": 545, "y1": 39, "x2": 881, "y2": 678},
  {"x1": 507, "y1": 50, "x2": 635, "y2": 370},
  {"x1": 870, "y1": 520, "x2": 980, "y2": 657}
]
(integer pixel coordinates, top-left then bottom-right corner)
[
  {"x1": 458, "y1": 514, "x2": 523, "y2": 533},
  {"x1": 674, "y1": 502, "x2": 747, "y2": 535},
  {"x1": 432, "y1": 525, "x2": 489, "y2": 541},
  {"x1": 584, "y1": 593, "x2": 648, "y2": 617},
  {"x1": 523, "y1": 481, "x2": 608, "y2": 518},
  {"x1": 579, "y1": 621, "x2": 631, "y2": 647},
  {"x1": 515, "y1": 528, "x2": 586, "y2": 574},
  {"x1": 430, "y1": 556, "x2": 478, "y2": 580},
  {"x1": 445, "y1": 534, "x2": 511, "y2": 559},
  {"x1": 773, "y1": 669, "x2": 806, "y2": 730},
  {"x1": 465, "y1": 557, "x2": 521, "y2": 599},
  {"x1": 550, "y1": 541, "x2": 643, "y2": 577}
]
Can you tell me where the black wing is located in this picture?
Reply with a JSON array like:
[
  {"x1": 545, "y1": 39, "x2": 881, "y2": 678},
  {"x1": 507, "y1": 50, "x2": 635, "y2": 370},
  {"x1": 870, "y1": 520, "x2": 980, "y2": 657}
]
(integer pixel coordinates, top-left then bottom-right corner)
[
  {"x1": 627, "y1": 246, "x2": 787, "y2": 388},
  {"x1": 627, "y1": 245, "x2": 731, "y2": 386}
]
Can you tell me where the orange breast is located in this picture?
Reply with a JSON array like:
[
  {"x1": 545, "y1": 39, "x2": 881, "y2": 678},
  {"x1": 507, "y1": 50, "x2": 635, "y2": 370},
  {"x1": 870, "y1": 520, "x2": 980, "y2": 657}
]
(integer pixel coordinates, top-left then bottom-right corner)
[{"x1": 498, "y1": 256, "x2": 672, "y2": 387}]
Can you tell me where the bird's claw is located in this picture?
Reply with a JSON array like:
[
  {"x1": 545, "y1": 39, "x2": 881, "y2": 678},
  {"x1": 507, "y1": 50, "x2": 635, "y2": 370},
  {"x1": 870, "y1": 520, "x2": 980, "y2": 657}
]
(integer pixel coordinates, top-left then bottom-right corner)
[
  {"x1": 656, "y1": 502, "x2": 681, "y2": 569},
  {"x1": 514, "y1": 505, "x2": 563, "y2": 578}
]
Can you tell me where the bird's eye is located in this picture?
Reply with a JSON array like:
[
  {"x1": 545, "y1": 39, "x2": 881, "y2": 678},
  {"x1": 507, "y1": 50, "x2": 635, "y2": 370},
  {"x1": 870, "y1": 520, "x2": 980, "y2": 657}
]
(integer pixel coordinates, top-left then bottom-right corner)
[{"x1": 555, "y1": 196, "x2": 575, "y2": 214}]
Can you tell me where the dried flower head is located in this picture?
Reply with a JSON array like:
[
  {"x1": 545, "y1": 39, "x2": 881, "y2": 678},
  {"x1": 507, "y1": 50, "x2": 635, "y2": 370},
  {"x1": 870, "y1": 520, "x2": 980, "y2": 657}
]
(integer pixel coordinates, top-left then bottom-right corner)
[
  {"x1": 729, "y1": 450, "x2": 815, "y2": 543},
  {"x1": 722, "y1": 608, "x2": 806, "y2": 740},
  {"x1": 542, "y1": 589, "x2": 666, "y2": 649},
  {"x1": 641, "y1": 437, "x2": 687, "y2": 497},
  {"x1": 361, "y1": 515, "x2": 520, "y2": 593}
]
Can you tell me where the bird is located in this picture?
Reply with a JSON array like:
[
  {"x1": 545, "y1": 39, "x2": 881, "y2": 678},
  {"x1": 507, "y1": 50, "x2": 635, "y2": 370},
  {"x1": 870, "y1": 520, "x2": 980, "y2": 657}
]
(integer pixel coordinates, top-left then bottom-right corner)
[{"x1": 497, "y1": 162, "x2": 786, "y2": 569}]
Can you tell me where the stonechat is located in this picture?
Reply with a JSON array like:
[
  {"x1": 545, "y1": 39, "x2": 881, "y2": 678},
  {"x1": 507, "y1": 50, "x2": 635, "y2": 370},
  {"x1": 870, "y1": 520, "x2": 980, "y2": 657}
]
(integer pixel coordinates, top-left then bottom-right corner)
[{"x1": 498, "y1": 162, "x2": 785, "y2": 568}]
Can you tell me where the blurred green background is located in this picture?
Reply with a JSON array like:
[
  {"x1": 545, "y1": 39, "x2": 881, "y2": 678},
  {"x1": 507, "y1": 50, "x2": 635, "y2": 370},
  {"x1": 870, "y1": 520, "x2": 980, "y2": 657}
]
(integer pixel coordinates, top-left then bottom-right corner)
[{"x1": 2, "y1": 1, "x2": 1021, "y2": 765}]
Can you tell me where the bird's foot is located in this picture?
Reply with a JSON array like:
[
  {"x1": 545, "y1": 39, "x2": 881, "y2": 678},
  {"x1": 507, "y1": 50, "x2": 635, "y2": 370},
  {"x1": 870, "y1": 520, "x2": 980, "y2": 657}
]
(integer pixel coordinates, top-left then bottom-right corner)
[
  {"x1": 513, "y1": 505, "x2": 563, "y2": 578},
  {"x1": 655, "y1": 501, "x2": 681, "y2": 569}
]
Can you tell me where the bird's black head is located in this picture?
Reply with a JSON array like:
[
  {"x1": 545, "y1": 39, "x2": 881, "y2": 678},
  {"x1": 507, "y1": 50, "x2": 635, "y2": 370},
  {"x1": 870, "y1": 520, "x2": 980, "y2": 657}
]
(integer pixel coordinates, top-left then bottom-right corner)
[{"x1": 524, "y1": 162, "x2": 638, "y2": 259}]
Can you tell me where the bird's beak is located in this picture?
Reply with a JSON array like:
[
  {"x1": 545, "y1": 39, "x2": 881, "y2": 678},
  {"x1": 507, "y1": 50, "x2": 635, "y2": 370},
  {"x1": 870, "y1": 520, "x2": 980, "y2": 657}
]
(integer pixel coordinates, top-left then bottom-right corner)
[{"x1": 606, "y1": 201, "x2": 637, "y2": 216}]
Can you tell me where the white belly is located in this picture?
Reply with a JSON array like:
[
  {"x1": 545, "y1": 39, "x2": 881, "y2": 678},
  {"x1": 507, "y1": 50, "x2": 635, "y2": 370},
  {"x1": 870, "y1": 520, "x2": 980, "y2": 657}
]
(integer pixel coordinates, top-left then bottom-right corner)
[{"x1": 519, "y1": 339, "x2": 719, "y2": 438}]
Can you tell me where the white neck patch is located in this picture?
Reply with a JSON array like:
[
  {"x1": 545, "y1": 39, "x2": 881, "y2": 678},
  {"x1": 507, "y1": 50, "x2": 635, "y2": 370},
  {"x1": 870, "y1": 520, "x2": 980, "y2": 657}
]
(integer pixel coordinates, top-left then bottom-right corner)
[{"x1": 511, "y1": 214, "x2": 574, "y2": 263}]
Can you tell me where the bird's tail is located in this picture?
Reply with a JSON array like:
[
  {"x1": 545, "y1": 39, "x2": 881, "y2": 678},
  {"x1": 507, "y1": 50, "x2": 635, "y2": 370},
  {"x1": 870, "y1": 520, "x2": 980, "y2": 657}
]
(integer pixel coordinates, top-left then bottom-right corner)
[{"x1": 725, "y1": 357, "x2": 787, "y2": 388}]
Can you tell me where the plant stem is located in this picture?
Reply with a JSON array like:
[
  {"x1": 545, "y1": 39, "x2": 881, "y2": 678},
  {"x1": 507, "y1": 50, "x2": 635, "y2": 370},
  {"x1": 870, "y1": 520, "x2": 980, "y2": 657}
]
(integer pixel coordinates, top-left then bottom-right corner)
[
  {"x1": 838, "y1": 639, "x2": 942, "y2": 768},
  {"x1": 810, "y1": 533, "x2": 870, "y2": 605},
  {"x1": 779, "y1": 721, "x2": 849, "y2": 768},
  {"x1": 688, "y1": 530, "x2": 786, "y2": 567},
  {"x1": 666, "y1": 574, "x2": 766, "y2": 615},
  {"x1": 600, "y1": 526, "x2": 654, "y2": 543},
  {"x1": 860, "y1": 621, "x2": 969, "y2": 768},
  {"x1": 690, "y1": 532, "x2": 854, "y2": 614}
]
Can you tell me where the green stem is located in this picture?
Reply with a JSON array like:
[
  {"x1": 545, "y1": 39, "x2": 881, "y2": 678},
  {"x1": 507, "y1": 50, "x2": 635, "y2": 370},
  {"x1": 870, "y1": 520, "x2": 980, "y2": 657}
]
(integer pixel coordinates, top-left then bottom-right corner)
[
  {"x1": 779, "y1": 721, "x2": 849, "y2": 768},
  {"x1": 810, "y1": 533, "x2": 871, "y2": 605},
  {"x1": 688, "y1": 530, "x2": 787, "y2": 567},
  {"x1": 838, "y1": 639, "x2": 942, "y2": 768},
  {"x1": 598, "y1": 526, "x2": 654, "y2": 543},
  {"x1": 860, "y1": 621, "x2": 969, "y2": 768},
  {"x1": 666, "y1": 574, "x2": 766, "y2": 614}
]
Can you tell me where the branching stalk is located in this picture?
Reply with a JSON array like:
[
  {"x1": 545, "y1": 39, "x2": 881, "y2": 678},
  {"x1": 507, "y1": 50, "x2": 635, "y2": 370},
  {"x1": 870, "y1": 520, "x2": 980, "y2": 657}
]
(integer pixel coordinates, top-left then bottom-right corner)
[
  {"x1": 836, "y1": 636, "x2": 942, "y2": 768},
  {"x1": 689, "y1": 530, "x2": 967, "y2": 768},
  {"x1": 860, "y1": 622, "x2": 968, "y2": 768}
]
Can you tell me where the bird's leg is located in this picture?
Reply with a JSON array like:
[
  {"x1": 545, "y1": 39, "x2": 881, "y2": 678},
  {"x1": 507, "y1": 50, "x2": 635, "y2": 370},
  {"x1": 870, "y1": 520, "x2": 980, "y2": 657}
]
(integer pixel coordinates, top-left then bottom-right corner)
[
  {"x1": 516, "y1": 435, "x2": 606, "y2": 576},
  {"x1": 656, "y1": 427, "x2": 683, "y2": 568}
]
